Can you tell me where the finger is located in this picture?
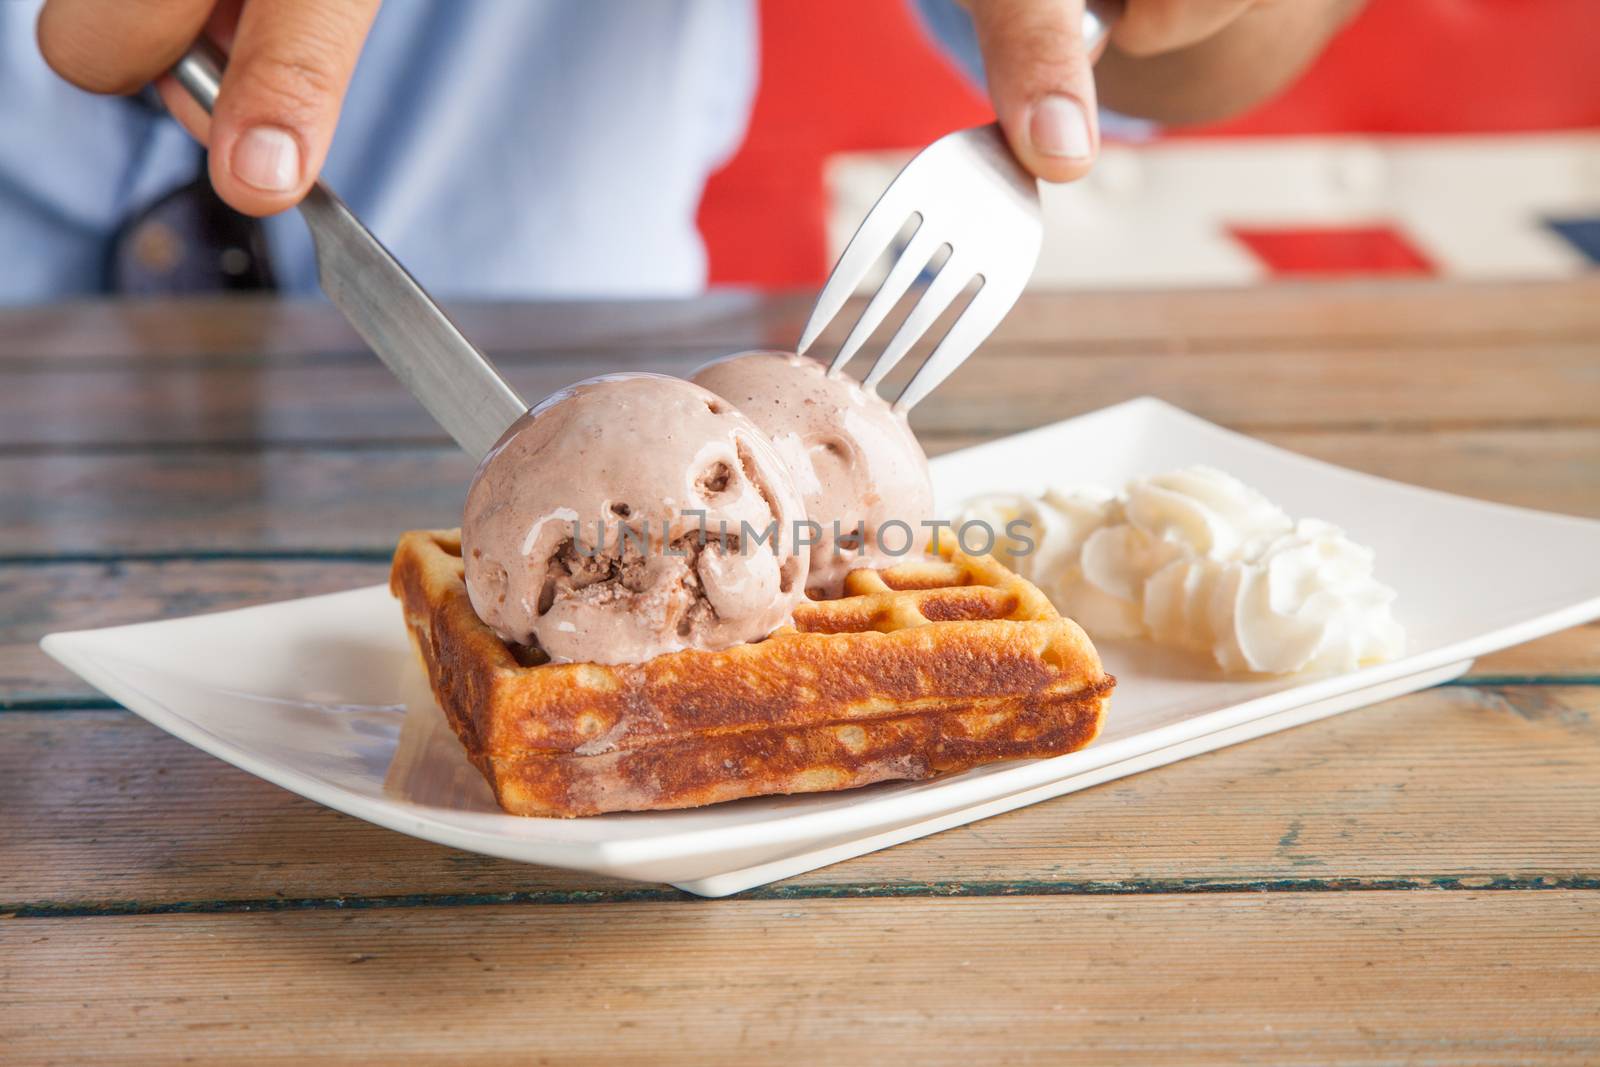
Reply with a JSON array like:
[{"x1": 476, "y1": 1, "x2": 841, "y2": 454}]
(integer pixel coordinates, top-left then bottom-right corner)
[
  {"x1": 37, "y1": 0, "x2": 216, "y2": 95},
  {"x1": 967, "y1": 0, "x2": 1099, "y2": 184},
  {"x1": 153, "y1": 0, "x2": 245, "y2": 144},
  {"x1": 1111, "y1": 0, "x2": 1256, "y2": 57},
  {"x1": 204, "y1": 0, "x2": 381, "y2": 216}
]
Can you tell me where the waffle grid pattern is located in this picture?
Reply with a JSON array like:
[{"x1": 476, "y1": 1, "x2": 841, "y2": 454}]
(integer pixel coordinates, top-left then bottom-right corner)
[{"x1": 391, "y1": 529, "x2": 1113, "y2": 816}]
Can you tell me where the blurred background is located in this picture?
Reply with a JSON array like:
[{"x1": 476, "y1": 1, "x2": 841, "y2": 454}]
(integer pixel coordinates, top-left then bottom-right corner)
[
  {"x1": 702, "y1": 0, "x2": 1600, "y2": 290},
  {"x1": 7, "y1": 0, "x2": 1597, "y2": 304}
]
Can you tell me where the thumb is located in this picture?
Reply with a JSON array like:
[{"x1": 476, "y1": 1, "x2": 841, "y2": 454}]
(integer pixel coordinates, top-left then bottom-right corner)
[
  {"x1": 197, "y1": 0, "x2": 379, "y2": 217},
  {"x1": 967, "y1": 0, "x2": 1099, "y2": 184}
]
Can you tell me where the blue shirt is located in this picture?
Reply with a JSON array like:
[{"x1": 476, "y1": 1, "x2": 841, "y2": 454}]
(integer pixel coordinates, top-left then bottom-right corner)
[
  {"x1": 1, "y1": 0, "x2": 758, "y2": 302},
  {"x1": 1, "y1": 1, "x2": 1034, "y2": 304}
]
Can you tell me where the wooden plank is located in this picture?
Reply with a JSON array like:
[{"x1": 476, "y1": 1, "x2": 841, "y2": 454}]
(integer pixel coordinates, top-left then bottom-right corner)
[
  {"x1": 6, "y1": 279, "x2": 1597, "y2": 362},
  {"x1": 980, "y1": 276, "x2": 1600, "y2": 348},
  {"x1": 1262, "y1": 427, "x2": 1600, "y2": 519},
  {"x1": 921, "y1": 340, "x2": 1600, "y2": 434},
  {"x1": 0, "y1": 291, "x2": 784, "y2": 362},
  {"x1": 0, "y1": 448, "x2": 477, "y2": 557},
  {"x1": 1475, "y1": 622, "x2": 1600, "y2": 679},
  {"x1": 0, "y1": 352, "x2": 712, "y2": 449},
  {"x1": 5, "y1": 686, "x2": 1595, "y2": 909},
  {"x1": 6, "y1": 339, "x2": 1598, "y2": 448},
  {"x1": 939, "y1": 426, "x2": 1600, "y2": 522},
  {"x1": 6, "y1": 428, "x2": 1596, "y2": 559},
  {"x1": 0, "y1": 560, "x2": 388, "y2": 702},
  {"x1": 4, "y1": 557, "x2": 1592, "y2": 704},
  {"x1": 3, "y1": 894, "x2": 1597, "y2": 1065}
]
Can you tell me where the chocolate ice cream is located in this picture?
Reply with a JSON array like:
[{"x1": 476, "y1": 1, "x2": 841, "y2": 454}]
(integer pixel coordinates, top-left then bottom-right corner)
[
  {"x1": 461, "y1": 374, "x2": 810, "y2": 664},
  {"x1": 692, "y1": 351, "x2": 935, "y2": 595}
]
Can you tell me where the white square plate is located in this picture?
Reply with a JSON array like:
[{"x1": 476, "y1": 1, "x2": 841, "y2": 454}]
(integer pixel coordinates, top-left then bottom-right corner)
[{"x1": 44, "y1": 399, "x2": 1600, "y2": 896}]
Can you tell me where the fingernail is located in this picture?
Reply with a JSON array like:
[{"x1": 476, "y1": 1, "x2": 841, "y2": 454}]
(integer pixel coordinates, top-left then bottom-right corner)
[
  {"x1": 1028, "y1": 94, "x2": 1094, "y2": 160},
  {"x1": 231, "y1": 125, "x2": 301, "y2": 192}
]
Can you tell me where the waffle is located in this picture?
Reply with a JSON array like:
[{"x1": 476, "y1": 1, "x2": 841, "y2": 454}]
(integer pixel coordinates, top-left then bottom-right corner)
[{"x1": 390, "y1": 529, "x2": 1114, "y2": 817}]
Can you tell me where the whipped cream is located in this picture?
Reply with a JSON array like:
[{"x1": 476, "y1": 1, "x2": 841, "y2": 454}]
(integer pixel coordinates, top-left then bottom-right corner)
[{"x1": 959, "y1": 467, "x2": 1405, "y2": 675}]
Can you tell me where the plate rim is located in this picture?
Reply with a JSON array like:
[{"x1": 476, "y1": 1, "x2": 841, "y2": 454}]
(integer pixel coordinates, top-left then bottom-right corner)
[{"x1": 39, "y1": 396, "x2": 1600, "y2": 878}]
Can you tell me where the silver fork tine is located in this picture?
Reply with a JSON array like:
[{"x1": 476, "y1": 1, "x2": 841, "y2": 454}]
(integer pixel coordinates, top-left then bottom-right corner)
[
  {"x1": 861, "y1": 253, "x2": 972, "y2": 392},
  {"x1": 796, "y1": 184, "x2": 917, "y2": 358},
  {"x1": 828, "y1": 218, "x2": 942, "y2": 377},
  {"x1": 892, "y1": 264, "x2": 1027, "y2": 413},
  {"x1": 802, "y1": 5, "x2": 1114, "y2": 400}
]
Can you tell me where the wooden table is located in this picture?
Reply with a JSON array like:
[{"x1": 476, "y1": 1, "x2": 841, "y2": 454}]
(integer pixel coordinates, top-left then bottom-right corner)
[{"x1": 3, "y1": 281, "x2": 1598, "y2": 1064}]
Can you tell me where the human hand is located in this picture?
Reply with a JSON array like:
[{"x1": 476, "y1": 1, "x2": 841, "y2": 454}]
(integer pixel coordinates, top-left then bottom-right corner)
[
  {"x1": 968, "y1": 0, "x2": 1361, "y2": 183},
  {"x1": 37, "y1": 0, "x2": 381, "y2": 216}
]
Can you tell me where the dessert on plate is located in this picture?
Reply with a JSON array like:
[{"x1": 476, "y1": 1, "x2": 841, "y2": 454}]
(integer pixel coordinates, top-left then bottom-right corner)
[
  {"x1": 392, "y1": 528, "x2": 1112, "y2": 816},
  {"x1": 391, "y1": 360, "x2": 1115, "y2": 817}
]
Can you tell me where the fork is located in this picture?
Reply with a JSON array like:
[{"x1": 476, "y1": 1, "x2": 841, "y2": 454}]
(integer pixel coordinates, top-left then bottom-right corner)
[{"x1": 798, "y1": 3, "x2": 1116, "y2": 412}]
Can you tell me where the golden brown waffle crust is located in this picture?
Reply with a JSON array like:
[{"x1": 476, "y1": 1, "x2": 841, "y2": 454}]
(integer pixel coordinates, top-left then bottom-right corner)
[{"x1": 391, "y1": 529, "x2": 1114, "y2": 817}]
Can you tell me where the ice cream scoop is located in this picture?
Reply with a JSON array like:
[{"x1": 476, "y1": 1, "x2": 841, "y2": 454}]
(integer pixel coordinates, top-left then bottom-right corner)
[
  {"x1": 691, "y1": 351, "x2": 935, "y2": 596},
  {"x1": 461, "y1": 374, "x2": 810, "y2": 664}
]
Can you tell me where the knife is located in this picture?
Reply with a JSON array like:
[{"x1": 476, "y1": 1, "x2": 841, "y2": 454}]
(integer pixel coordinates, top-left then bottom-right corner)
[{"x1": 169, "y1": 38, "x2": 528, "y2": 461}]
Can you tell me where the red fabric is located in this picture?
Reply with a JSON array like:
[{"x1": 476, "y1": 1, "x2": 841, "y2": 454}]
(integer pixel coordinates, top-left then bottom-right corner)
[
  {"x1": 1229, "y1": 225, "x2": 1437, "y2": 276},
  {"x1": 697, "y1": 0, "x2": 989, "y2": 288},
  {"x1": 699, "y1": 0, "x2": 1599, "y2": 287},
  {"x1": 1181, "y1": 0, "x2": 1600, "y2": 137}
]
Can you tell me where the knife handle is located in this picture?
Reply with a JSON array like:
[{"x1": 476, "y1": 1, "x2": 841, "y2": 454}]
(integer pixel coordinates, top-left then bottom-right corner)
[
  {"x1": 170, "y1": 36, "x2": 226, "y2": 112},
  {"x1": 1084, "y1": 0, "x2": 1120, "y2": 56}
]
